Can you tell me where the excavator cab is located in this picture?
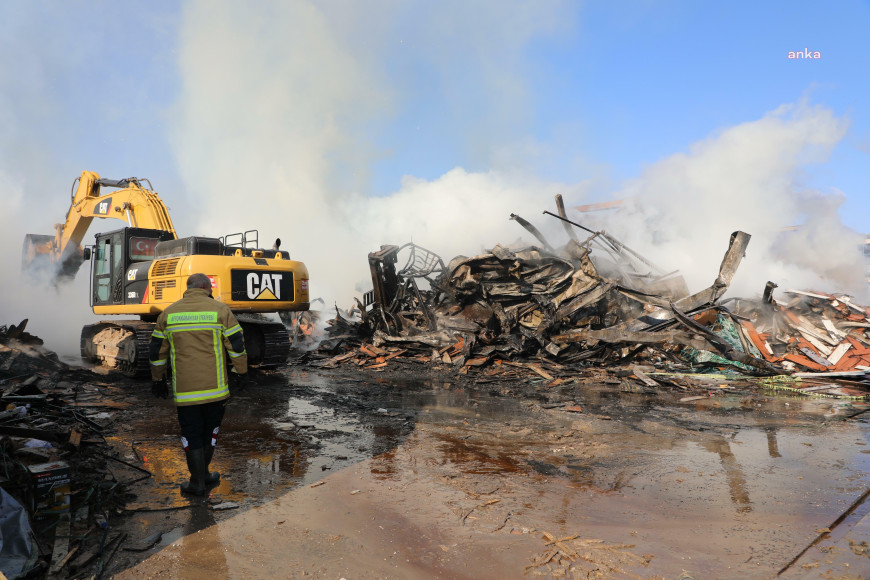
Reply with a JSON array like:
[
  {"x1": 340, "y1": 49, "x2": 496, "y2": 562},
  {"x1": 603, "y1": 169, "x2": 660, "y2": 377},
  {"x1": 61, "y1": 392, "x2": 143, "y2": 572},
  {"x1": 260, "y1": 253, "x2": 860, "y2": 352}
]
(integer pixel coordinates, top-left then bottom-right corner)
[{"x1": 89, "y1": 227, "x2": 173, "y2": 308}]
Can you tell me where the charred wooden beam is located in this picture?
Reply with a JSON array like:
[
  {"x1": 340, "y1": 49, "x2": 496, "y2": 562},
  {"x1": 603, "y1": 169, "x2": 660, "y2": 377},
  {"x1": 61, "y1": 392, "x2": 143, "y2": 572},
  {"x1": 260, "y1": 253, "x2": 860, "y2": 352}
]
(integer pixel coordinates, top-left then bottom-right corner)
[
  {"x1": 763, "y1": 281, "x2": 778, "y2": 304},
  {"x1": 551, "y1": 328, "x2": 711, "y2": 351},
  {"x1": 554, "y1": 194, "x2": 579, "y2": 243},
  {"x1": 509, "y1": 214, "x2": 554, "y2": 251},
  {"x1": 0, "y1": 425, "x2": 69, "y2": 442},
  {"x1": 675, "y1": 231, "x2": 751, "y2": 312}
]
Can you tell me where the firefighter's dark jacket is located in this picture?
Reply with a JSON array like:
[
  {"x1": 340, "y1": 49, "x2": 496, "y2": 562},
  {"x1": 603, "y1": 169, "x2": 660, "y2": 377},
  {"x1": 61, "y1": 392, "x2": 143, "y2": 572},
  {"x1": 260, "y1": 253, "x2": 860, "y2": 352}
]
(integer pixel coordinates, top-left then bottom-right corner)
[{"x1": 149, "y1": 288, "x2": 247, "y2": 406}]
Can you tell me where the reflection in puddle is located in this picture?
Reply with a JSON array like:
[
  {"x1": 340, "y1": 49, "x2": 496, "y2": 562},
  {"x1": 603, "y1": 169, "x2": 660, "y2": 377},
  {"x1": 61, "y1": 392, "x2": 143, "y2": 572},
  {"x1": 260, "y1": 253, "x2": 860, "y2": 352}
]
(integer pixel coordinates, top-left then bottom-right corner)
[
  {"x1": 114, "y1": 373, "x2": 415, "y2": 550},
  {"x1": 435, "y1": 433, "x2": 524, "y2": 475},
  {"x1": 114, "y1": 370, "x2": 870, "y2": 578},
  {"x1": 701, "y1": 437, "x2": 752, "y2": 513},
  {"x1": 397, "y1": 383, "x2": 870, "y2": 531}
]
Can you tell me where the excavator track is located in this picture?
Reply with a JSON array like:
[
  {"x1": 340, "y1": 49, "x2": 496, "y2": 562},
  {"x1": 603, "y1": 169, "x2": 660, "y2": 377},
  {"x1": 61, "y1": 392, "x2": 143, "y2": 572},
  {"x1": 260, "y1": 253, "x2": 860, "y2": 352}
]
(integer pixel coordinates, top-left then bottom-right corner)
[
  {"x1": 237, "y1": 317, "x2": 291, "y2": 368},
  {"x1": 81, "y1": 318, "x2": 290, "y2": 377},
  {"x1": 81, "y1": 320, "x2": 155, "y2": 377}
]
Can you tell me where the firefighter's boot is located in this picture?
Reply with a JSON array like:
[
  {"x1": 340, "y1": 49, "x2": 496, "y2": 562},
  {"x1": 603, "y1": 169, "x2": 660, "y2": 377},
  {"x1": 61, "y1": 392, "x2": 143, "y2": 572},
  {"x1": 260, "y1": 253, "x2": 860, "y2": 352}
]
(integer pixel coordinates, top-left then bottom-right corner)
[
  {"x1": 203, "y1": 444, "x2": 220, "y2": 486},
  {"x1": 180, "y1": 447, "x2": 207, "y2": 496}
]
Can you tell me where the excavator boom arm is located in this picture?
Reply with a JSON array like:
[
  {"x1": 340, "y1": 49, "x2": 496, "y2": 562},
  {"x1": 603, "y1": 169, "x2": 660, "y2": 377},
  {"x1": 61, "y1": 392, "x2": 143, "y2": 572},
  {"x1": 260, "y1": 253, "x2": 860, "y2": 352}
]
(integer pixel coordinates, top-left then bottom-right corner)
[
  {"x1": 23, "y1": 170, "x2": 177, "y2": 284},
  {"x1": 58, "y1": 170, "x2": 177, "y2": 255}
]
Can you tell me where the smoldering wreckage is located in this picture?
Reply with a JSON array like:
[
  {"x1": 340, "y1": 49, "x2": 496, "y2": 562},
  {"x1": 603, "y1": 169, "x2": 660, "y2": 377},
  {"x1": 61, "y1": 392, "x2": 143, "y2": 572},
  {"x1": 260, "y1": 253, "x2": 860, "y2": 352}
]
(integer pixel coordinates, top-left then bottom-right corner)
[
  {"x1": 318, "y1": 196, "x2": 870, "y2": 399},
  {"x1": 2, "y1": 196, "x2": 870, "y2": 579}
]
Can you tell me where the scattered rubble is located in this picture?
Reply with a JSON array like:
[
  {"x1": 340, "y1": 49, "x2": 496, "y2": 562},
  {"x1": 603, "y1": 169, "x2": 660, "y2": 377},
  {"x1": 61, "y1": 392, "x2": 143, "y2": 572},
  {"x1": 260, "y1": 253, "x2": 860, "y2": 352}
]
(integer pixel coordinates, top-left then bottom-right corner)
[
  {"x1": 728, "y1": 287, "x2": 870, "y2": 398},
  {"x1": 0, "y1": 322, "x2": 143, "y2": 579},
  {"x1": 313, "y1": 197, "x2": 870, "y2": 401},
  {"x1": 525, "y1": 532, "x2": 653, "y2": 577},
  {"x1": 4, "y1": 197, "x2": 870, "y2": 578}
]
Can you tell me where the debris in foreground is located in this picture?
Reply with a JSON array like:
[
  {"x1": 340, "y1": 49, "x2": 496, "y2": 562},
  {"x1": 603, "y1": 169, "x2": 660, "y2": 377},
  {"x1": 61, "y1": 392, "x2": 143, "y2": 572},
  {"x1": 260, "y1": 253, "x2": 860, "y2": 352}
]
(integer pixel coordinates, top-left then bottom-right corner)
[
  {"x1": 525, "y1": 531, "x2": 653, "y2": 577},
  {"x1": 0, "y1": 324, "x2": 144, "y2": 579}
]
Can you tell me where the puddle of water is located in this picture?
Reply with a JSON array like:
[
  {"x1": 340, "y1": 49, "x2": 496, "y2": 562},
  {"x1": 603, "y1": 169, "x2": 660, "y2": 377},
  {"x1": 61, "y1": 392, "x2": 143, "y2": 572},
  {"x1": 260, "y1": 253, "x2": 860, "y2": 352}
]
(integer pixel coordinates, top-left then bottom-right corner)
[
  {"x1": 357, "y1": 385, "x2": 870, "y2": 575},
  {"x1": 114, "y1": 370, "x2": 417, "y2": 513},
  {"x1": 112, "y1": 370, "x2": 870, "y2": 577}
]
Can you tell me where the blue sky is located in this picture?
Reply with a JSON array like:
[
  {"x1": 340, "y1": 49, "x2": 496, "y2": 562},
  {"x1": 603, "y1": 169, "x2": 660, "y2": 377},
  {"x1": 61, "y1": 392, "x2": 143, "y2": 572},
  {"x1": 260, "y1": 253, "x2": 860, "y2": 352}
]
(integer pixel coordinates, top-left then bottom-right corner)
[
  {"x1": 4, "y1": 1, "x2": 866, "y2": 228},
  {"x1": 1, "y1": 0, "x2": 868, "y2": 318},
  {"x1": 367, "y1": 1, "x2": 868, "y2": 230}
]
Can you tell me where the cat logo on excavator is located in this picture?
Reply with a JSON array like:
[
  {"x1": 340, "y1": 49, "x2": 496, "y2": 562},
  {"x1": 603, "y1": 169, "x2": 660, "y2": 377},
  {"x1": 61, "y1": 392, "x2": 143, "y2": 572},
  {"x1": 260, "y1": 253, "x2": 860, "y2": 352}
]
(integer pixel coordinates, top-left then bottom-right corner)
[
  {"x1": 94, "y1": 197, "x2": 112, "y2": 215},
  {"x1": 230, "y1": 270, "x2": 293, "y2": 301}
]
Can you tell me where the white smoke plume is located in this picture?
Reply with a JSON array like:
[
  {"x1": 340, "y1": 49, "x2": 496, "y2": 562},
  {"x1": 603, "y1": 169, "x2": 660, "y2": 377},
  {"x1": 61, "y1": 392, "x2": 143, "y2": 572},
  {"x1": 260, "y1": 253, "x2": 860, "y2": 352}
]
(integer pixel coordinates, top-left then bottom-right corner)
[
  {"x1": 1, "y1": 1, "x2": 865, "y2": 363},
  {"x1": 577, "y1": 102, "x2": 864, "y2": 301},
  {"x1": 171, "y1": 0, "x2": 574, "y2": 307},
  {"x1": 0, "y1": 173, "x2": 94, "y2": 359},
  {"x1": 172, "y1": 2, "x2": 863, "y2": 309}
]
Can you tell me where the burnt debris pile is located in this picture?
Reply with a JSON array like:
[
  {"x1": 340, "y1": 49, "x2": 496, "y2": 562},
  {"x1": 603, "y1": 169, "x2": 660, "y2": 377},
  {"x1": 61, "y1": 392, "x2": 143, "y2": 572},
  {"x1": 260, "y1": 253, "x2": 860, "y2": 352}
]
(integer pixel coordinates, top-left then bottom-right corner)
[
  {"x1": 0, "y1": 322, "x2": 142, "y2": 579},
  {"x1": 313, "y1": 197, "x2": 870, "y2": 399}
]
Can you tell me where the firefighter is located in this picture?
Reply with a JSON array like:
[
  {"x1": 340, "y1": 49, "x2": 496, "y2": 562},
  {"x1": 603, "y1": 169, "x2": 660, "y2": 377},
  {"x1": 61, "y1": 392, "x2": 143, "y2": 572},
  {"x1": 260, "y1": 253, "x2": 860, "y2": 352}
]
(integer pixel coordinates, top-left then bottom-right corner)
[{"x1": 148, "y1": 273, "x2": 250, "y2": 496}]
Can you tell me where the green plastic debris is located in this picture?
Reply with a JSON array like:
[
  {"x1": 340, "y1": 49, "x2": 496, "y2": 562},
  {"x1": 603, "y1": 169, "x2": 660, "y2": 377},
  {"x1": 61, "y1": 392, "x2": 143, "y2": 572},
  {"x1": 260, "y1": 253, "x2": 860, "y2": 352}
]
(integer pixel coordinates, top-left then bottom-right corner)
[{"x1": 682, "y1": 313, "x2": 762, "y2": 373}]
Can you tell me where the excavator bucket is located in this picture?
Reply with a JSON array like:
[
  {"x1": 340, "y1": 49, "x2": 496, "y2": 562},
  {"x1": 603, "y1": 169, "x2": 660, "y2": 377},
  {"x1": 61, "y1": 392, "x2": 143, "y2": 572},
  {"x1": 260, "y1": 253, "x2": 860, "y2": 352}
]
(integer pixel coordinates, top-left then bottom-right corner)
[
  {"x1": 21, "y1": 234, "x2": 55, "y2": 273},
  {"x1": 21, "y1": 233, "x2": 84, "y2": 284}
]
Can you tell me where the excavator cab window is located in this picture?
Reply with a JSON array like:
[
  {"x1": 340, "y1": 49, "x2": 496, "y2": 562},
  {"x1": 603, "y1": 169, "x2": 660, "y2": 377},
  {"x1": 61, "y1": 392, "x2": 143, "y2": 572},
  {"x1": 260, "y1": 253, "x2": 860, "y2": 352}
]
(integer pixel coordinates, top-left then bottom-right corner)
[
  {"x1": 92, "y1": 231, "x2": 125, "y2": 305},
  {"x1": 112, "y1": 236, "x2": 124, "y2": 302},
  {"x1": 94, "y1": 239, "x2": 112, "y2": 303},
  {"x1": 94, "y1": 240, "x2": 109, "y2": 276},
  {"x1": 130, "y1": 237, "x2": 160, "y2": 261},
  {"x1": 91, "y1": 227, "x2": 175, "y2": 308}
]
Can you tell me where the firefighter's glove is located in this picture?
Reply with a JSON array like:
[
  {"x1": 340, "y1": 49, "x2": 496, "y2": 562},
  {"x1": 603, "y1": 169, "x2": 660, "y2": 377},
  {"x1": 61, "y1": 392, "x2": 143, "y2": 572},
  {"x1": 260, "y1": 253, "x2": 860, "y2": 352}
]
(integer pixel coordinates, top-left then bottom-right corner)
[
  {"x1": 151, "y1": 378, "x2": 169, "y2": 399},
  {"x1": 229, "y1": 370, "x2": 250, "y2": 393}
]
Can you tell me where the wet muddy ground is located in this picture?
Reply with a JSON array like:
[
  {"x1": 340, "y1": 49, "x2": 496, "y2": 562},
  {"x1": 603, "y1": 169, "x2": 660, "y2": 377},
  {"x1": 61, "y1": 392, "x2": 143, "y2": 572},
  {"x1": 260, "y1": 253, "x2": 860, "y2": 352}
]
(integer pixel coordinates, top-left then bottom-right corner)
[{"x1": 93, "y1": 365, "x2": 870, "y2": 579}]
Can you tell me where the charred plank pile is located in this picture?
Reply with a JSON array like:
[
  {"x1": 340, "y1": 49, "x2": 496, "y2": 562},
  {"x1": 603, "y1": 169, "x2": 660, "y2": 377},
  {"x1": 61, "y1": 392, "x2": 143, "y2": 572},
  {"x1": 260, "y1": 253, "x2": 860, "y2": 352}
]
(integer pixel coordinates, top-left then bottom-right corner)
[
  {"x1": 727, "y1": 288, "x2": 870, "y2": 397},
  {"x1": 312, "y1": 197, "x2": 870, "y2": 399},
  {"x1": 0, "y1": 321, "x2": 143, "y2": 579}
]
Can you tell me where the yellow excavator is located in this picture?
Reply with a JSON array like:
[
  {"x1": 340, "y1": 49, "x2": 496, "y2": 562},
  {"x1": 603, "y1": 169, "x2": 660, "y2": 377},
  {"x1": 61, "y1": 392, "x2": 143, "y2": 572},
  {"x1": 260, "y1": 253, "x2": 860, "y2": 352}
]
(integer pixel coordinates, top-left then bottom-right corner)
[{"x1": 22, "y1": 170, "x2": 310, "y2": 375}]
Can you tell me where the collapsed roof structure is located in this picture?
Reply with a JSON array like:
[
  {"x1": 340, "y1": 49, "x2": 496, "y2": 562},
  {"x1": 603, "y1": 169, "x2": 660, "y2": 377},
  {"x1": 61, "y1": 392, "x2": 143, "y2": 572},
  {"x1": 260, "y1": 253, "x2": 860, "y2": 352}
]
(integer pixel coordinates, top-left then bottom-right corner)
[{"x1": 314, "y1": 196, "x2": 870, "y2": 400}]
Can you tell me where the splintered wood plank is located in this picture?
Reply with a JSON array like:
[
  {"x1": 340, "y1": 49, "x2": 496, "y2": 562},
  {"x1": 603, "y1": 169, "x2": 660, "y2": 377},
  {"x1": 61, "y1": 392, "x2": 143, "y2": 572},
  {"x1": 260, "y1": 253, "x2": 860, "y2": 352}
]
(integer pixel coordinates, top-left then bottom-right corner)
[
  {"x1": 360, "y1": 343, "x2": 386, "y2": 357},
  {"x1": 822, "y1": 318, "x2": 848, "y2": 341},
  {"x1": 464, "y1": 358, "x2": 488, "y2": 367},
  {"x1": 742, "y1": 321, "x2": 779, "y2": 362},
  {"x1": 797, "y1": 331, "x2": 833, "y2": 356},
  {"x1": 783, "y1": 289, "x2": 831, "y2": 300},
  {"x1": 527, "y1": 364, "x2": 554, "y2": 381},
  {"x1": 783, "y1": 353, "x2": 829, "y2": 372},
  {"x1": 632, "y1": 367, "x2": 659, "y2": 387},
  {"x1": 827, "y1": 341, "x2": 852, "y2": 365},
  {"x1": 48, "y1": 515, "x2": 71, "y2": 576},
  {"x1": 330, "y1": 351, "x2": 357, "y2": 363},
  {"x1": 542, "y1": 531, "x2": 580, "y2": 559},
  {"x1": 793, "y1": 370, "x2": 868, "y2": 378}
]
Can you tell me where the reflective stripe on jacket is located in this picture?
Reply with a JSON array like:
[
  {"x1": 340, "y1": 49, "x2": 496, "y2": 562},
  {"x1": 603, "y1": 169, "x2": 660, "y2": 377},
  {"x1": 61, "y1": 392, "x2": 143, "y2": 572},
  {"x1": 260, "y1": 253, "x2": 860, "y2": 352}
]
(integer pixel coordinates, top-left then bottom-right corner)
[{"x1": 149, "y1": 287, "x2": 247, "y2": 406}]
